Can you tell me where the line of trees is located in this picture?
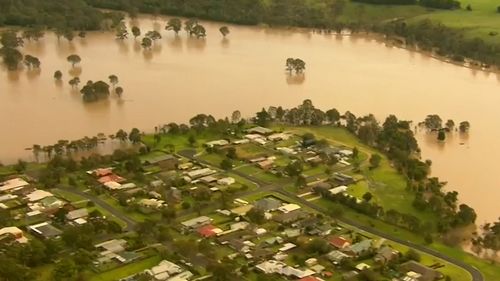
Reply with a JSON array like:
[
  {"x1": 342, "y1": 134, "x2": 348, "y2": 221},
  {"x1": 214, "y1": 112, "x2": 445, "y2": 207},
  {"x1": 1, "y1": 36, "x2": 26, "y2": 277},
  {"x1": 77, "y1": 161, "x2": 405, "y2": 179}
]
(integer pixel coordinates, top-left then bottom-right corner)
[{"x1": 353, "y1": 0, "x2": 461, "y2": 9}]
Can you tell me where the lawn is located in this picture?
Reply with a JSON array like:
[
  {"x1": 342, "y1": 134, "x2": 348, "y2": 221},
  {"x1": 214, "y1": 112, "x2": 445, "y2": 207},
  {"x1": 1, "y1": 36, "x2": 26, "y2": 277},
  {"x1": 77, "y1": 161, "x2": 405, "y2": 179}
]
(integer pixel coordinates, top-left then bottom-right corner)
[
  {"x1": 413, "y1": 0, "x2": 500, "y2": 44},
  {"x1": 89, "y1": 256, "x2": 162, "y2": 281}
]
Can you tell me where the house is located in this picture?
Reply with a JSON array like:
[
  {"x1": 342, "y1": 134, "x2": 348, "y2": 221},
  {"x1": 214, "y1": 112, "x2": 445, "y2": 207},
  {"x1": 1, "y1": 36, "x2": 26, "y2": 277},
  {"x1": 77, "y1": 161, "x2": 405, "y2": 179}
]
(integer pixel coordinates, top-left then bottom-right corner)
[
  {"x1": 247, "y1": 126, "x2": 273, "y2": 135},
  {"x1": 400, "y1": 261, "x2": 442, "y2": 281},
  {"x1": 277, "y1": 147, "x2": 296, "y2": 155},
  {"x1": 355, "y1": 263, "x2": 371, "y2": 271},
  {"x1": 145, "y1": 260, "x2": 183, "y2": 280},
  {"x1": 28, "y1": 196, "x2": 64, "y2": 212},
  {"x1": 197, "y1": 224, "x2": 222, "y2": 238},
  {"x1": 329, "y1": 185, "x2": 348, "y2": 195},
  {"x1": 205, "y1": 139, "x2": 229, "y2": 148},
  {"x1": 0, "y1": 178, "x2": 29, "y2": 193},
  {"x1": 306, "y1": 156, "x2": 323, "y2": 165},
  {"x1": 342, "y1": 271, "x2": 359, "y2": 281},
  {"x1": 28, "y1": 222, "x2": 62, "y2": 239},
  {"x1": 253, "y1": 138, "x2": 268, "y2": 145},
  {"x1": 200, "y1": 175, "x2": 218, "y2": 184},
  {"x1": 98, "y1": 173, "x2": 126, "y2": 184},
  {"x1": 233, "y1": 139, "x2": 250, "y2": 145},
  {"x1": 186, "y1": 168, "x2": 216, "y2": 179},
  {"x1": 91, "y1": 168, "x2": 113, "y2": 177},
  {"x1": 329, "y1": 236, "x2": 351, "y2": 249},
  {"x1": 66, "y1": 208, "x2": 88, "y2": 221},
  {"x1": 374, "y1": 246, "x2": 399, "y2": 264},
  {"x1": 268, "y1": 133, "x2": 290, "y2": 142},
  {"x1": 338, "y1": 149, "x2": 353, "y2": 157},
  {"x1": 257, "y1": 159, "x2": 274, "y2": 170},
  {"x1": 94, "y1": 239, "x2": 141, "y2": 264},
  {"x1": 217, "y1": 177, "x2": 235, "y2": 186},
  {"x1": 231, "y1": 204, "x2": 253, "y2": 216},
  {"x1": 273, "y1": 209, "x2": 307, "y2": 224},
  {"x1": 344, "y1": 239, "x2": 373, "y2": 257},
  {"x1": 150, "y1": 179, "x2": 165, "y2": 188},
  {"x1": 332, "y1": 173, "x2": 354, "y2": 186},
  {"x1": 143, "y1": 154, "x2": 178, "y2": 170},
  {"x1": 300, "y1": 275, "x2": 324, "y2": 281},
  {"x1": 0, "y1": 227, "x2": 28, "y2": 243},
  {"x1": 25, "y1": 190, "x2": 54, "y2": 202},
  {"x1": 95, "y1": 239, "x2": 127, "y2": 254},
  {"x1": 103, "y1": 181, "x2": 122, "y2": 190},
  {"x1": 327, "y1": 250, "x2": 350, "y2": 263},
  {"x1": 278, "y1": 203, "x2": 301, "y2": 213},
  {"x1": 139, "y1": 198, "x2": 165, "y2": 209},
  {"x1": 181, "y1": 216, "x2": 212, "y2": 231},
  {"x1": 254, "y1": 197, "x2": 282, "y2": 212},
  {"x1": 283, "y1": 228, "x2": 301, "y2": 238}
]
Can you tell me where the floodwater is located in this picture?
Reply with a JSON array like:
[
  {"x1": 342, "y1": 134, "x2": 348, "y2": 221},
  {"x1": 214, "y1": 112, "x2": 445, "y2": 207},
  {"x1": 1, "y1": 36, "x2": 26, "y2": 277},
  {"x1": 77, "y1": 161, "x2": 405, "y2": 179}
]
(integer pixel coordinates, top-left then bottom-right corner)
[{"x1": 1, "y1": 15, "x2": 499, "y2": 223}]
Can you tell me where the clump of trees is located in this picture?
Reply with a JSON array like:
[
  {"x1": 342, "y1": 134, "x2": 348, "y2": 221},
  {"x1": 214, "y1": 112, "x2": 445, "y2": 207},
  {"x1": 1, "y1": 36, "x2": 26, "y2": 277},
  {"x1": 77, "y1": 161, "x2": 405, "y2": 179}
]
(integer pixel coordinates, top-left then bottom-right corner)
[
  {"x1": 0, "y1": 30, "x2": 24, "y2": 70},
  {"x1": 285, "y1": 58, "x2": 306, "y2": 74},
  {"x1": 80, "y1": 80, "x2": 110, "y2": 102}
]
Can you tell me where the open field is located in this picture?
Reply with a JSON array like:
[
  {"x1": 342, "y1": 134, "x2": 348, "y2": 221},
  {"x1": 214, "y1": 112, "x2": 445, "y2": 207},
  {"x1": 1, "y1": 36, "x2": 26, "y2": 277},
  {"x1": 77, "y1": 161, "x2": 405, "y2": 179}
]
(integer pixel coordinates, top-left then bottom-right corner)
[{"x1": 89, "y1": 256, "x2": 162, "y2": 281}]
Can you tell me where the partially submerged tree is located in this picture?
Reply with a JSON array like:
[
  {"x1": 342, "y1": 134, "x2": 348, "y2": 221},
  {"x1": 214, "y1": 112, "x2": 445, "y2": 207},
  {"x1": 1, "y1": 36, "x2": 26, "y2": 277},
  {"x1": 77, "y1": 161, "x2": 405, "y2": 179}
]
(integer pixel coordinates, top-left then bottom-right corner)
[
  {"x1": 67, "y1": 54, "x2": 81, "y2": 68},
  {"x1": 166, "y1": 18, "x2": 182, "y2": 35},
  {"x1": 219, "y1": 26, "x2": 230, "y2": 37}
]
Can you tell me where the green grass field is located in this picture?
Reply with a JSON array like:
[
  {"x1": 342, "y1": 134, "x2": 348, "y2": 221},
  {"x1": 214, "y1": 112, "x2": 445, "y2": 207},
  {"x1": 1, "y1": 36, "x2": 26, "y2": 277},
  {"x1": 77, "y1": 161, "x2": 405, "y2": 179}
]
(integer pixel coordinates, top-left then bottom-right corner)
[{"x1": 89, "y1": 256, "x2": 162, "y2": 281}]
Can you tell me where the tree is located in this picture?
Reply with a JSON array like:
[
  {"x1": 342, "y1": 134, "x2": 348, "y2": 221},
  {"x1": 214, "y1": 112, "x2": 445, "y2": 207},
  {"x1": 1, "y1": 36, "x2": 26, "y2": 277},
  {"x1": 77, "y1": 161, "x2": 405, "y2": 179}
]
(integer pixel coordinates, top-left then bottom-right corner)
[
  {"x1": 255, "y1": 108, "x2": 271, "y2": 126},
  {"x1": 424, "y1": 114, "x2": 442, "y2": 131},
  {"x1": 459, "y1": 121, "x2": 470, "y2": 133},
  {"x1": 285, "y1": 58, "x2": 295, "y2": 73},
  {"x1": 131, "y1": 26, "x2": 141, "y2": 39},
  {"x1": 54, "y1": 70, "x2": 63, "y2": 80},
  {"x1": 0, "y1": 47, "x2": 23, "y2": 70},
  {"x1": 369, "y1": 154, "x2": 381, "y2": 169},
  {"x1": 115, "y1": 24, "x2": 128, "y2": 40},
  {"x1": 68, "y1": 77, "x2": 80, "y2": 88},
  {"x1": 285, "y1": 160, "x2": 303, "y2": 177},
  {"x1": 67, "y1": 54, "x2": 81, "y2": 68},
  {"x1": 293, "y1": 58, "x2": 306, "y2": 73},
  {"x1": 466, "y1": 4, "x2": 472, "y2": 11},
  {"x1": 247, "y1": 207, "x2": 265, "y2": 224},
  {"x1": 437, "y1": 129, "x2": 446, "y2": 141},
  {"x1": 14, "y1": 159, "x2": 27, "y2": 173},
  {"x1": 220, "y1": 158, "x2": 233, "y2": 170},
  {"x1": 22, "y1": 27, "x2": 44, "y2": 41},
  {"x1": 1, "y1": 30, "x2": 24, "y2": 48},
  {"x1": 116, "y1": 129, "x2": 128, "y2": 142},
  {"x1": 115, "y1": 86, "x2": 123, "y2": 97},
  {"x1": 231, "y1": 110, "x2": 241, "y2": 123},
  {"x1": 362, "y1": 192, "x2": 373, "y2": 202},
  {"x1": 145, "y1": 30, "x2": 162, "y2": 41},
  {"x1": 78, "y1": 31, "x2": 86, "y2": 39},
  {"x1": 192, "y1": 24, "x2": 207, "y2": 38},
  {"x1": 108, "y1": 74, "x2": 118, "y2": 87},
  {"x1": 184, "y1": 19, "x2": 198, "y2": 35},
  {"x1": 219, "y1": 26, "x2": 230, "y2": 37},
  {"x1": 326, "y1": 108, "x2": 340, "y2": 124},
  {"x1": 352, "y1": 147, "x2": 359, "y2": 159},
  {"x1": 53, "y1": 258, "x2": 78, "y2": 281},
  {"x1": 141, "y1": 37, "x2": 152, "y2": 49},
  {"x1": 166, "y1": 18, "x2": 182, "y2": 35},
  {"x1": 129, "y1": 128, "x2": 141, "y2": 144},
  {"x1": 63, "y1": 29, "x2": 75, "y2": 42},
  {"x1": 23, "y1": 55, "x2": 40, "y2": 69},
  {"x1": 188, "y1": 134, "x2": 196, "y2": 146},
  {"x1": 404, "y1": 249, "x2": 421, "y2": 262},
  {"x1": 445, "y1": 119, "x2": 455, "y2": 130}
]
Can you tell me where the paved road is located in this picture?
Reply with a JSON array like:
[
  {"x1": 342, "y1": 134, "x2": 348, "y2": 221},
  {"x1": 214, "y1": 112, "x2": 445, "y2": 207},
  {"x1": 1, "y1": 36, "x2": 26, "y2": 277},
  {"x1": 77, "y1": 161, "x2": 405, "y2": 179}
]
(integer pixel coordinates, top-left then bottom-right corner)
[
  {"x1": 178, "y1": 150, "x2": 484, "y2": 281},
  {"x1": 56, "y1": 187, "x2": 138, "y2": 232}
]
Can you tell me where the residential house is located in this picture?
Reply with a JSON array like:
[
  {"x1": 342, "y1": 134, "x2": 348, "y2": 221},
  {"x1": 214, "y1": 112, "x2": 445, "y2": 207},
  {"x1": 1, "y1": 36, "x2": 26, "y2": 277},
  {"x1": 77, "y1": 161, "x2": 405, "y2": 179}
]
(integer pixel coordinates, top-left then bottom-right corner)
[
  {"x1": 181, "y1": 216, "x2": 212, "y2": 231},
  {"x1": 0, "y1": 227, "x2": 28, "y2": 243},
  {"x1": 344, "y1": 239, "x2": 373, "y2": 257},
  {"x1": 257, "y1": 159, "x2": 274, "y2": 170},
  {"x1": 143, "y1": 154, "x2": 179, "y2": 170},
  {"x1": 400, "y1": 261, "x2": 442, "y2": 281},
  {"x1": 144, "y1": 260, "x2": 184, "y2": 281},
  {"x1": 217, "y1": 177, "x2": 235, "y2": 186},
  {"x1": 327, "y1": 250, "x2": 350, "y2": 264},
  {"x1": 95, "y1": 239, "x2": 140, "y2": 264},
  {"x1": 247, "y1": 126, "x2": 273, "y2": 135},
  {"x1": 328, "y1": 186, "x2": 348, "y2": 196},
  {"x1": 25, "y1": 190, "x2": 54, "y2": 202},
  {"x1": 374, "y1": 246, "x2": 399, "y2": 264},
  {"x1": 267, "y1": 133, "x2": 290, "y2": 142},
  {"x1": 254, "y1": 197, "x2": 282, "y2": 212},
  {"x1": 28, "y1": 222, "x2": 62, "y2": 239},
  {"x1": 342, "y1": 271, "x2": 359, "y2": 281},
  {"x1": 205, "y1": 140, "x2": 229, "y2": 148},
  {"x1": 329, "y1": 236, "x2": 351, "y2": 249},
  {"x1": 332, "y1": 173, "x2": 354, "y2": 186},
  {"x1": 186, "y1": 168, "x2": 216, "y2": 180},
  {"x1": 0, "y1": 178, "x2": 29, "y2": 193},
  {"x1": 197, "y1": 224, "x2": 222, "y2": 238},
  {"x1": 66, "y1": 208, "x2": 88, "y2": 221},
  {"x1": 278, "y1": 203, "x2": 301, "y2": 214},
  {"x1": 273, "y1": 209, "x2": 308, "y2": 224}
]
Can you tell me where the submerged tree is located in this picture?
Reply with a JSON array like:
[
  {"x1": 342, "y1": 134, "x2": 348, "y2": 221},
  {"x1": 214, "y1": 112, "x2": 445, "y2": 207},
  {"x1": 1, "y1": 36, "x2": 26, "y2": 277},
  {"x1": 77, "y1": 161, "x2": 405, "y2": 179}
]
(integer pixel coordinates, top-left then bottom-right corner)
[
  {"x1": 459, "y1": 121, "x2": 470, "y2": 133},
  {"x1": 0, "y1": 47, "x2": 23, "y2": 70},
  {"x1": 192, "y1": 24, "x2": 206, "y2": 38},
  {"x1": 131, "y1": 26, "x2": 141, "y2": 39},
  {"x1": 115, "y1": 86, "x2": 123, "y2": 97},
  {"x1": 145, "y1": 30, "x2": 162, "y2": 41},
  {"x1": 22, "y1": 27, "x2": 44, "y2": 41},
  {"x1": 80, "y1": 80, "x2": 110, "y2": 102},
  {"x1": 54, "y1": 70, "x2": 63, "y2": 80},
  {"x1": 108, "y1": 75, "x2": 118, "y2": 88},
  {"x1": 219, "y1": 26, "x2": 230, "y2": 37},
  {"x1": 285, "y1": 58, "x2": 306, "y2": 74},
  {"x1": 166, "y1": 18, "x2": 182, "y2": 35},
  {"x1": 67, "y1": 54, "x2": 81, "y2": 68},
  {"x1": 23, "y1": 55, "x2": 41, "y2": 69},
  {"x1": 141, "y1": 37, "x2": 152, "y2": 49},
  {"x1": 68, "y1": 77, "x2": 80, "y2": 88},
  {"x1": 115, "y1": 23, "x2": 128, "y2": 40},
  {"x1": 437, "y1": 129, "x2": 446, "y2": 141},
  {"x1": 184, "y1": 19, "x2": 198, "y2": 35}
]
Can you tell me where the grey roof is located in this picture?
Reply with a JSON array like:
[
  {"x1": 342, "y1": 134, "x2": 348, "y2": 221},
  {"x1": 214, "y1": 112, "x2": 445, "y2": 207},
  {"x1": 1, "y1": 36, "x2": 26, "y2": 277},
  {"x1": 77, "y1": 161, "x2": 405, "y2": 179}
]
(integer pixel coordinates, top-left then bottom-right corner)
[
  {"x1": 143, "y1": 154, "x2": 177, "y2": 164},
  {"x1": 66, "y1": 208, "x2": 89, "y2": 220},
  {"x1": 254, "y1": 197, "x2": 282, "y2": 212},
  {"x1": 401, "y1": 261, "x2": 441, "y2": 281},
  {"x1": 29, "y1": 222, "x2": 62, "y2": 238}
]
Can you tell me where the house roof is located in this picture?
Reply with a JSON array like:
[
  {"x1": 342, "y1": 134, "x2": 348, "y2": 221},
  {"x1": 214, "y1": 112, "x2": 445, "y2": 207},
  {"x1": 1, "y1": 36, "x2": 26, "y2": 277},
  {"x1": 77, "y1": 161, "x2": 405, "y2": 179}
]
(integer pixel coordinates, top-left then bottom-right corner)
[
  {"x1": 29, "y1": 222, "x2": 62, "y2": 238},
  {"x1": 299, "y1": 277, "x2": 323, "y2": 281},
  {"x1": 66, "y1": 208, "x2": 88, "y2": 220},
  {"x1": 401, "y1": 261, "x2": 441, "y2": 281},
  {"x1": 254, "y1": 197, "x2": 282, "y2": 212},
  {"x1": 247, "y1": 126, "x2": 273, "y2": 135},
  {"x1": 347, "y1": 239, "x2": 372, "y2": 255},
  {"x1": 181, "y1": 216, "x2": 212, "y2": 228},
  {"x1": 98, "y1": 174, "x2": 125, "y2": 184},
  {"x1": 25, "y1": 190, "x2": 53, "y2": 202},
  {"x1": 197, "y1": 224, "x2": 219, "y2": 238},
  {"x1": 329, "y1": 236, "x2": 351, "y2": 248},
  {"x1": 0, "y1": 178, "x2": 29, "y2": 192}
]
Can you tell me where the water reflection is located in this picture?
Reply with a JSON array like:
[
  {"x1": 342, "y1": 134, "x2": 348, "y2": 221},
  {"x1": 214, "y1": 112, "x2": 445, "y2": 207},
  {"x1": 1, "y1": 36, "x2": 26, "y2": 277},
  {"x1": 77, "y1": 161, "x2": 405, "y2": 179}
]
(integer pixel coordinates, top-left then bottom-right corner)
[
  {"x1": 186, "y1": 37, "x2": 206, "y2": 51},
  {"x1": 221, "y1": 38, "x2": 230, "y2": 48},
  {"x1": 115, "y1": 39, "x2": 130, "y2": 54},
  {"x1": 167, "y1": 36, "x2": 183, "y2": 51},
  {"x1": 68, "y1": 66, "x2": 82, "y2": 77},
  {"x1": 26, "y1": 68, "x2": 41, "y2": 80},
  {"x1": 7, "y1": 70, "x2": 21, "y2": 82},
  {"x1": 142, "y1": 49, "x2": 153, "y2": 61},
  {"x1": 286, "y1": 73, "x2": 305, "y2": 85}
]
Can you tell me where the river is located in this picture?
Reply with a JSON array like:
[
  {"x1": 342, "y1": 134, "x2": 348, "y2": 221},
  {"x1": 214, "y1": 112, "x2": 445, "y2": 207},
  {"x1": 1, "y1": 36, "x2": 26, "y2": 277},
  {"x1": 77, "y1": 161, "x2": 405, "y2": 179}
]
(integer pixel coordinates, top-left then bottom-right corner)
[{"x1": 1, "y1": 15, "x2": 499, "y2": 224}]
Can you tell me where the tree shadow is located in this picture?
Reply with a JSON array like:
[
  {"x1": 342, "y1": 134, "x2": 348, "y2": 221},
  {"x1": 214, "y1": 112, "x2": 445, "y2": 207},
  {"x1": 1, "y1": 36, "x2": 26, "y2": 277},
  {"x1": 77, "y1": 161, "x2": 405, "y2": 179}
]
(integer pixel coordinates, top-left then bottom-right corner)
[
  {"x1": 167, "y1": 36, "x2": 183, "y2": 51},
  {"x1": 68, "y1": 66, "x2": 82, "y2": 77},
  {"x1": 186, "y1": 37, "x2": 206, "y2": 51},
  {"x1": 26, "y1": 68, "x2": 41, "y2": 81},
  {"x1": 285, "y1": 73, "x2": 306, "y2": 85},
  {"x1": 115, "y1": 39, "x2": 130, "y2": 54},
  {"x1": 142, "y1": 49, "x2": 153, "y2": 62},
  {"x1": 221, "y1": 37, "x2": 230, "y2": 48}
]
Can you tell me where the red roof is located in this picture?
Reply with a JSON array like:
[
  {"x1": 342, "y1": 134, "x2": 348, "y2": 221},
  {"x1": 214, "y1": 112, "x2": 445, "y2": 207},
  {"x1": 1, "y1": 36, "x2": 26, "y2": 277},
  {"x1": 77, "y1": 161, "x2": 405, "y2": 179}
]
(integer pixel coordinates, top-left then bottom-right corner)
[
  {"x1": 98, "y1": 174, "x2": 125, "y2": 184},
  {"x1": 94, "y1": 168, "x2": 112, "y2": 177},
  {"x1": 197, "y1": 224, "x2": 217, "y2": 238},
  {"x1": 329, "y1": 236, "x2": 351, "y2": 248},
  {"x1": 299, "y1": 277, "x2": 321, "y2": 281}
]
